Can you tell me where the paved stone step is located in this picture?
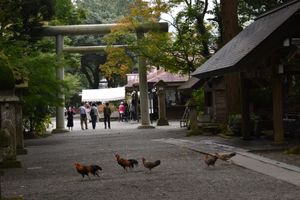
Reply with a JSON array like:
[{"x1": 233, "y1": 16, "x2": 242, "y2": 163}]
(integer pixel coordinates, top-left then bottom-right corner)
[
  {"x1": 231, "y1": 154, "x2": 300, "y2": 187},
  {"x1": 154, "y1": 138, "x2": 300, "y2": 187}
]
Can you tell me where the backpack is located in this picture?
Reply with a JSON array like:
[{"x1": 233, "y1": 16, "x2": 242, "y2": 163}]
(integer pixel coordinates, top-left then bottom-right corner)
[
  {"x1": 90, "y1": 107, "x2": 96, "y2": 116},
  {"x1": 104, "y1": 107, "x2": 111, "y2": 116}
]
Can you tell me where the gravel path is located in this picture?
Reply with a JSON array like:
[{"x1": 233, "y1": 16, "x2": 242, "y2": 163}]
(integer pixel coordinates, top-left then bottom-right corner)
[{"x1": 1, "y1": 121, "x2": 300, "y2": 199}]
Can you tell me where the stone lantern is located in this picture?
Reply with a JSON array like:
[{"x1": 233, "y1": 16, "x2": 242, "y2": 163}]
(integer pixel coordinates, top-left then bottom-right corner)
[
  {"x1": 186, "y1": 98, "x2": 200, "y2": 135},
  {"x1": 15, "y1": 70, "x2": 28, "y2": 155},
  {"x1": 0, "y1": 54, "x2": 21, "y2": 168},
  {"x1": 154, "y1": 80, "x2": 169, "y2": 126}
]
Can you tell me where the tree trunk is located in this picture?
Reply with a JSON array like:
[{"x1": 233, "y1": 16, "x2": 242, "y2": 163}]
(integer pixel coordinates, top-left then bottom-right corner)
[
  {"x1": 221, "y1": 0, "x2": 241, "y2": 116},
  {"x1": 195, "y1": 0, "x2": 210, "y2": 58}
]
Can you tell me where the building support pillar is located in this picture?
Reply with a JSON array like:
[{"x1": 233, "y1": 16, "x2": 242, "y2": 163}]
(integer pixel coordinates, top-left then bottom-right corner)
[
  {"x1": 272, "y1": 66, "x2": 284, "y2": 144},
  {"x1": 240, "y1": 75, "x2": 251, "y2": 140}
]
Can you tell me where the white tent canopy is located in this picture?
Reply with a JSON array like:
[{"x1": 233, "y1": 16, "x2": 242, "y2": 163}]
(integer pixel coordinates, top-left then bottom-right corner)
[{"x1": 81, "y1": 87, "x2": 125, "y2": 102}]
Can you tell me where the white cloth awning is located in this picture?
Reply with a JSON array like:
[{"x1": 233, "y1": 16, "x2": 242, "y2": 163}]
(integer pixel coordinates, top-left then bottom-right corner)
[{"x1": 81, "y1": 87, "x2": 125, "y2": 102}]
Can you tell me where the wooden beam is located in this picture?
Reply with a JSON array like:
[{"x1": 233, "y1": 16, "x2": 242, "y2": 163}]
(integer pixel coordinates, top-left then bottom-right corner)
[
  {"x1": 240, "y1": 75, "x2": 251, "y2": 140},
  {"x1": 284, "y1": 64, "x2": 300, "y2": 72},
  {"x1": 272, "y1": 66, "x2": 285, "y2": 144},
  {"x1": 63, "y1": 45, "x2": 128, "y2": 53},
  {"x1": 40, "y1": 22, "x2": 168, "y2": 36}
]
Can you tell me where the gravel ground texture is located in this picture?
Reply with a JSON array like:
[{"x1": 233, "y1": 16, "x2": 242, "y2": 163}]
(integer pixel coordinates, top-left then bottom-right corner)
[{"x1": 1, "y1": 120, "x2": 300, "y2": 200}]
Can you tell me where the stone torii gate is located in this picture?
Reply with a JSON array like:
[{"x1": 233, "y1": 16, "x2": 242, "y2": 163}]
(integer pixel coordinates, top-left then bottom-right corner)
[{"x1": 41, "y1": 23, "x2": 168, "y2": 132}]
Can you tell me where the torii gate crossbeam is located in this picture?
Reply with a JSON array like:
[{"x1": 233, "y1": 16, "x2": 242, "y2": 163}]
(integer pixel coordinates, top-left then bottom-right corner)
[{"x1": 41, "y1": 23, "x2": 168, "y2": 132}]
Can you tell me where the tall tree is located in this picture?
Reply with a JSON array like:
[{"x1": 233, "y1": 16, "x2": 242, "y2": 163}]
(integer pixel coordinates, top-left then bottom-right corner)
[
  {"x1": 104, "y1": 0, "x2": 211, "y2": 76},
  {"x1": 169, "y1": 0, "x2": 211, "y2": 74},
  {"x1": 220, "y1": 0, "x2": 242, "y2": 116},
  {"x1": 238, "y1": 0, "x2": 290, "y2": 25},
  {"x1": 80, "y1": 53, "x2": 106, "y2": 89},
  {"x1": 0, "y1": 0, "x2": 84, "y2": 135},
  {"x1": 0, "y1": 0, "x2": 54, "y2": 40},
  {"x1": 101, "y1": 47, "x2": 133, "y2": 87},
  {"x1": 72, "y1": 0, "x2": 134, "y2": 88}
]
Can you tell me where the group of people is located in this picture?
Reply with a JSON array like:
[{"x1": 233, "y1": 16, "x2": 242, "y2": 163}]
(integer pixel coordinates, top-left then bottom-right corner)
[
  {"x1": 66, "y1": 102, "x2": 112, "y2": 131},
  {"x1": 66, "y1": 100, "x2": 138, "y2": 131},
  {"x1": 118, "y1": 101, "x2": 137, "y2": 122}
]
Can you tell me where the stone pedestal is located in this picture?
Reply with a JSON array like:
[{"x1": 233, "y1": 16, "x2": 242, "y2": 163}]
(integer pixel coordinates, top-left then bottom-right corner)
[
  {"x1": 15, "y1": 102, "x2": 27, "y2": 155},
  {"x1": 155, "y1": 80, "x2": 169, "y2": 126},
  {"x1": 186, "y1": 98, "x2": 201, "y2": 136},
  {"x1": 15, "y1": 86, "x2": 28, "y2": 154},
  {"x1": 0, "y1": 91, "x2": 22, "y2": 168},
  {"x1": 0, "y1": 53, "x2": 22, "y2": 167}
]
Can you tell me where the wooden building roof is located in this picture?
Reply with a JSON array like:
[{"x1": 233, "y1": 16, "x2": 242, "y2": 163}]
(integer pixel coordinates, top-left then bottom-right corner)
[
  {"x1": 126, "y1": 68, "x2": 188, "y2": 89},
  {"x1": 191, "y1": 0, "x2": 300, "y2": 78},
  {"x1": 177, "y1": 77, "x2": 204, "y2": 90}
]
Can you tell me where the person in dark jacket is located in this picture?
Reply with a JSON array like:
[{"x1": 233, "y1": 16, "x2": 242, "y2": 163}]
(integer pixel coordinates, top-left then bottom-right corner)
[
  {"x1": 66, "y1": 106, "x2": 75, "y2": 130},
  {"x1": 90, "y1": 103, "x2": 99, "y2": 130},
  {"x1": 103, "y1": 102, "x2": 111, "y2": 129}
]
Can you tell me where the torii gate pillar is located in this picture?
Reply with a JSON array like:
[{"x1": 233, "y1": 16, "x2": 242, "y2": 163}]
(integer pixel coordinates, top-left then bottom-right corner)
[
  {"x1": 41, "y1": 23, "x2": 168, "y2": 131},
  {"x1": 137, "y1": 32, "x2": 154, "y2": 129},
  {"x1": 52, "y1": 35, "x2": 68, "y2": 133}
]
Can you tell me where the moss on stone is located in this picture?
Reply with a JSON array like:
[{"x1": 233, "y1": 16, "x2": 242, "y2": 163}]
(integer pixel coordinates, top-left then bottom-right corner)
[
  {"x1": 0, "y1": 53, "x2": 15, "y2": 90},
  {"x1": 0, "y1": 160, "x2": 22, "y2": 168},
  {"x1": 285, "y1": 146, "x2": 300, "y2": 154},
  {"x1": 0, "y1": 129, "x2": 10, "y2": 147}
]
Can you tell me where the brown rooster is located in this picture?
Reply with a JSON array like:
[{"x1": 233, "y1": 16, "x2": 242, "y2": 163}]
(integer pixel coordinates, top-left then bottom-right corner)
[
  {"x1": 142, "y1": 157, "x2": 161, "y2": 171},
  {"x1": 215, "y1": 152, "x2": 236, "y2": 161},
  {"x1": 203, "y1": 154, "x2": 218, "y2": 167},
  {"x1": 74, "y1": 163, "x2": 102, "y2": 179},
  {"x1": 115, "y1": 154, "x2": 138, "y2": 171}
]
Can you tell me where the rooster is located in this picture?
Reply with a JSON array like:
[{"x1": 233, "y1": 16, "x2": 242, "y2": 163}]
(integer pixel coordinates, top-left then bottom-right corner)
[
  {"x1": 215, "y1": 152, "x2": 236, "y2": 161},
  {"x1": 74, "y1": 163, "x2": 102, "y2": 179},
  {"x1": 142, "y1": 157, "x2": 161, "y2": 171},
  {"x1": 115, "y1": 154, "x2": 139, "y2": 171},
  {"x1": 203, "y1": 154, "x2": 218, "y2": 167}
]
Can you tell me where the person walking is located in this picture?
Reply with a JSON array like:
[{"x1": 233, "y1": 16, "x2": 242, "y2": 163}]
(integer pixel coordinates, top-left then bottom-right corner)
[
  {"x1": 90, "y1": 103, "x2": 99, "y2": 130},
  {"x1": 66, "y1": 106, "x2": 75, "y2": 130},
  {"x1": 79, "y1": 103, "x2": 88, "y2": 130},
  {"x1": 129, "y1": 103, "x2": 136, "y2": 121},
  {"x1": 103, "y1": 102, "x2": 111, "y2": 129},
  {"x1": 118, "y1": 102, "x2": 125, "y2": 122},
  {"x1": 123, "y1": 102, "x2": 129, "y2": 122}
]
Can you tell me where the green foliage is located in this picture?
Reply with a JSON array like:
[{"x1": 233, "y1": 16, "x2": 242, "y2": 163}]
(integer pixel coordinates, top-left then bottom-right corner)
[
  {"x1": 191, "y1": 89, "x2": 205, "y2": 111},
  {"x1": 21, "y1": 53, "x2": 65, "y2": 135},
  {"x1": 238, "y1": 0, "x2": 290, "y2": 26},
  {"x1": 75, "y1": 0, "x2": 134, "y2": 24},
  {"x1": 101, "y1": 47, "x2": 132, "y2": 87},
  {"x1": 285, "y1": 146, "x2": 300, "y2": 155},
  {"x1": 51, "y1": 0, "x2": 86, "y2": 25},
  {"x1": 0, "y1": 1, "x2": 84, "y2": 135},
  {"x1": 207, "y1": 0, "x2": 289, "y2": 48},
  {"x1": 64, "y1": 73, "x2": 83, "y2": 105},
  {"x1": 104, "y1": 0, "x2": 209, "y2": 75},
  {"x1": 35, "y1": 114, "x2": 52, "y2": 136},
  {"x1": 228, "y1": 114, "x2": 242, "y2": 136},
  {"x1": 70, "y1": 0, "x2": 135, "y2": 88},
  {"x1": 0, "y1": 0, "x2": 54, "y2": 40},
  {"x1": 0, "y1": 52, "x2": 15, "y2": 89}
]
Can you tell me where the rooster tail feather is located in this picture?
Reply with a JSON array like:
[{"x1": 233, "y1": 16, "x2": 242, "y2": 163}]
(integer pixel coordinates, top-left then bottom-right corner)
[
  {"x1": 229, "y1": 152, "x2": 236, "y2": 157},
  {"x1": 154, "y1": 160, "x2": 161, "y2": 166},
  {"x1": 128, "y1": 159, "x2": 139, "y2": 166},
  {"x1": 91, "y1": 165, "x2": 102, "y2": 171}
]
